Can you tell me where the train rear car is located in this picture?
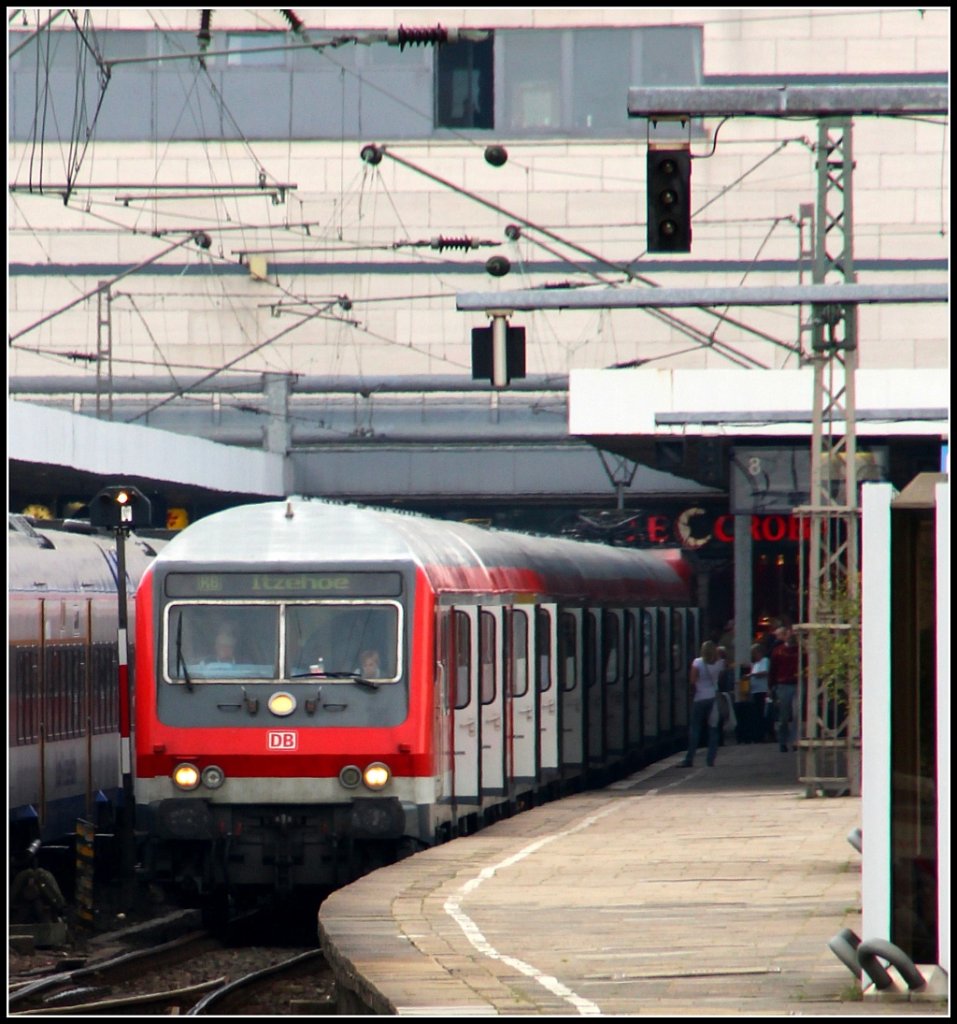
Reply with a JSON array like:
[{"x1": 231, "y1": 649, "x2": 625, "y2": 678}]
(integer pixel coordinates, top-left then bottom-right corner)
[
  {"x1": 133, "y1": 498, "x2": 696, "y2": 898},
  {"x1": 9, "y1": 515, "x2": 164, "y2": 849}
]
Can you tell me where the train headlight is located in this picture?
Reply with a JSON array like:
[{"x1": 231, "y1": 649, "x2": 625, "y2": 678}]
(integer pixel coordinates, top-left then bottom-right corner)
[
  {"x1": 363, "y1": 762, "x2": 391, "y2": 790},
  {"x1": 172, "y1": 763, "x2": 201, "y2": 790},
  {"x1": 268, "y1": 691, "x2": 297, "y2": 717},
  {"x1": 338, "y1": 765, "x2": 362, "y2": 789},
  {"x1": 201, "y1": 765, "x2": 226, "y2": 789}
]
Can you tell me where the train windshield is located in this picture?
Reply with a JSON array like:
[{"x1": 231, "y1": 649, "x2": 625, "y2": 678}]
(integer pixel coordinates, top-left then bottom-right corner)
[{"x1": 164, "y1": 601, "x2": 401, "y2": 684}]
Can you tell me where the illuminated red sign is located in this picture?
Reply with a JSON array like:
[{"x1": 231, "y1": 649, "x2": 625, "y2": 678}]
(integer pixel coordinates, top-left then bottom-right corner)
[{"x1": 669, "y1": 508, "x2": 810, "y2": 549}]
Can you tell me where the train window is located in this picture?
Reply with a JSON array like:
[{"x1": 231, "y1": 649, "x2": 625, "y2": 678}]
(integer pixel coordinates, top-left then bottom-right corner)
[
  {"x1": 603, "y1": 611, "x2": 620, "y2": 684},
  {"x1": 672, "y1": 610, "x2": 684, "y2": 671},
  {"x1": 479, "y1": 611, "x2": 496, "y2": 704},
  {"x1": 509, "y1": 609, "x2": 529, "y2": 698},
  {"x1": 641, "y1": 611, "x2": 653, "y2": 678},
  {"x1": 624, "y1": 610, "x2": 637, "y2": 681},
  {"x1": 12, "y1": 647, "x2": 39, "y2": 745},
  {"x1": 535, "y1": 607, "x2": 552, "y2": 693},
  {"x1": 657, "y1": 610, "x2": 667, "y2": 673},
  {"x1": 166, "y1": 605, "x2": 279, "y2": 682},
  {"x1": 453, "y1": 611, "x2": 471, "y2": 710},
  {"x1": 91, "y1": 642, "x2": 118, "y2": 733},
  {"x1": 285, "y1": 603, "x2": 400, "y2": 681},
  {"x1": 584, "y1": 611, "x2": 599, "y2": 688},
  {"x1": 558, "y1": 612, "x2": 578, "y2": 692}
]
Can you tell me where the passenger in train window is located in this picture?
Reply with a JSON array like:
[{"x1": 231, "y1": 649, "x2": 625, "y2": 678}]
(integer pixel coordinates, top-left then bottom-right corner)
[
  {"x1": 680, "y1": 640, "x2": 721, "y2": 768},
  {"x1": 357, "y1": 648, "x2": 381, "y2": 678}
]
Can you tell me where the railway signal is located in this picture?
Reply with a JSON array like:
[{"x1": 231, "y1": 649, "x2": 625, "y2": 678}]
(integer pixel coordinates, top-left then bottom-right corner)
[
  {"x1": 646, "y1": 147, "x2": 692, "y2": 253},
  {"x1": 89, "y1": 485, "x2": 152, "y2": 530},
  {"x1": 471, "y1": 318, "x2": 526, "y2": 387},
  {"x1": 89, "y1": 484, "x2": 152, "y2": 907}
]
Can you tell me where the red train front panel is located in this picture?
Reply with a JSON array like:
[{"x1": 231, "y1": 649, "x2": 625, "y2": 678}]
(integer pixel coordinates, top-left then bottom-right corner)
[{"x1": 134, "y1": 561, "x2": 441, "y2": 892}]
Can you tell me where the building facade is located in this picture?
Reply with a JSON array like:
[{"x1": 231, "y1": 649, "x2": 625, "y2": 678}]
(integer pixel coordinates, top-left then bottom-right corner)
[{"x1": 8, "y1": 8, "x2": 950, "y2": 637}]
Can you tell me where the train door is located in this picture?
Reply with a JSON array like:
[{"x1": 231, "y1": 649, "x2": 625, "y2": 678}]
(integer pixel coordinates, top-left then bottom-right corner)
[
  {"x1": 584, "y1": 610, "x2": 604, "y2": 769},
  {"x1": 479, "y1": 606, "x2": 506, "y2": 797},
  {"x1": 624, "y1": 609, "x2": 642, "y2": 752},
  {"x1": 450, "y1": 606, "x2": 480, "y2": 804},
  {"x1": 507, "y1": 606, "x2": 536, "y2": 785},
  {"x1": 432, "y1": 606, "x2": 454, "y2": 807},
  {"x1": 535, "y1": 605, "x2": 559, "y2": 778},
  {"x1": 604, "y1": 609, "x2": 626, "y2": 756},
  {"x1": 641, "y1": 609, "x2": 657, "y2": 744},
  {"x1": 558, "y1": 608, "x2": 585, "y2": 774}
]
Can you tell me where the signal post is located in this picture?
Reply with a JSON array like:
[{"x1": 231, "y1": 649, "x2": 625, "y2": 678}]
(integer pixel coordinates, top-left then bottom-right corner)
[{"x1": 89, "y1": 484, "x2": 152, "y2": 908}]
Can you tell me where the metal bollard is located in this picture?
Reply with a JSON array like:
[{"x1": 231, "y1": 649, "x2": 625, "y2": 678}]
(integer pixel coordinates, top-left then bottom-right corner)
[
  {"x1": 857, "y1": 938, "x2": 927, "y2": 991},
  {"x1": 827, "y1": 927, "x2": 862, "y2": 978}
]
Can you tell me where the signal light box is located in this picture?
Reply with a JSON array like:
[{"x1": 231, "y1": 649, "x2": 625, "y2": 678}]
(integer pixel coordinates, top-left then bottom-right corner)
[
  {"x1": 89, "y1": 485, "x2": 152, "y2": 530},
  {"x1": 471, "y1": 324, "x2": 526, "y2": 385},
  {"x1": 647, "y1": 148, "x2": 692, "y2": 253}
]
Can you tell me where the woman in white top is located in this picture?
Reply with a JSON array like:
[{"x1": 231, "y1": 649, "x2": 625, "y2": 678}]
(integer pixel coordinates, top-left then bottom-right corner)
[{"x1": 681, "y1": 640, "x2": 721, "y2": 768}]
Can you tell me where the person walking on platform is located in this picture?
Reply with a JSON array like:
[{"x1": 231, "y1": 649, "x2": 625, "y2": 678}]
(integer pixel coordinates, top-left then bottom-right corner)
[
  {"x1": 770, "y1": 627, "x2": 799, "y2": 752},
  {"x1": 681, "y1": 640, "x2": 721, "y2": 768},
  {"x1": 747, "y1": 643, "x2": 773, "y2": 741}
]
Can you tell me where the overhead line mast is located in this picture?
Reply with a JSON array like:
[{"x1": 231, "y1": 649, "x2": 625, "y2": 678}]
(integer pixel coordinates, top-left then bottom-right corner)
[{"x1": 458, "y1": 80, "x2": 947, "y2": 797}]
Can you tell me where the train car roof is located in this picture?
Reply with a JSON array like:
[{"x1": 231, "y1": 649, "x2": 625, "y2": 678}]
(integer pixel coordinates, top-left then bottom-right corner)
[
  {"x1": 150, "y1": 498, "x2": 691, "y2": 603},
  {"x1": 8, "y1": 515, "x2": 166, "y2": 594}
]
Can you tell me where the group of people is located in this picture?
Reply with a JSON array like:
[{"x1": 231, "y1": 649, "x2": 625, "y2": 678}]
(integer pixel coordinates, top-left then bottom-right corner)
[{"x1": 682, "y1": 622, "x2": 800, "y2": 768}]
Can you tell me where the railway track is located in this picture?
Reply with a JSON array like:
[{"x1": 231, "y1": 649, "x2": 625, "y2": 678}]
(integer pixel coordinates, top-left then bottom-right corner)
[{"x1": 9, "y1": 927, "x2": 334, "y2": 1015}]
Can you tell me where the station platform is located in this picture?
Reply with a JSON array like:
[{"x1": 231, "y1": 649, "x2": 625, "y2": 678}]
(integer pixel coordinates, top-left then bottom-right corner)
[{"x1": 318, "y1": 742, "x2": 947, "y2": 1016}]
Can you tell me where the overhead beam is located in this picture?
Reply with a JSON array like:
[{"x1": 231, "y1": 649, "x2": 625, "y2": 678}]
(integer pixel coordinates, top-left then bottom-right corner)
[
  {"x1": 456, "y1": 283, "x2": 947, "y2": 312},
  {"x1": 628, "y1": 83, "x2": 948, "y2": 118}
]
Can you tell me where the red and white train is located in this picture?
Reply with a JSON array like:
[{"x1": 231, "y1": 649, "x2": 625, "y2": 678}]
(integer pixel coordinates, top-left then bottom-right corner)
[
  {"x1": 9, "y1": 514, "x2": 163, "y2": 851},
  {"x1": 133, "y1": 497, "x2": 698, "y2": 896}
]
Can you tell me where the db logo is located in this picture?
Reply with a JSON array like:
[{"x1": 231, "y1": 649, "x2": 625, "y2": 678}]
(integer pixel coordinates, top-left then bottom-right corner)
[{"x1": 267, "y1": 731, "x2": 298, "y2": 750}]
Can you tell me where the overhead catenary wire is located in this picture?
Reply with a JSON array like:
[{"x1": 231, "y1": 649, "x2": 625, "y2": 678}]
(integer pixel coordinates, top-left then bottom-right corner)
[
  {"x1": 360, "y1": 145, "x2": 785, "y2": 366},
  {"x1": 14, "y1": 12, "x2": 932, "y2": 391}
]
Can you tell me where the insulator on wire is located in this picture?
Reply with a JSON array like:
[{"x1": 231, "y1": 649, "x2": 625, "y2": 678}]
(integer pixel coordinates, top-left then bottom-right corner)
[
  {"x1": 430, "y1": 236, "x2": 479, "y2": 252},
  {"x1": 279, "y1": 9, "x2": 304, "y2": 33},
  {"x1": 387, "y1": 25, "x2": 456, "y2": 50},
  {"x1": 197, "y1": 10, "x2": 212, "y2": 50}
]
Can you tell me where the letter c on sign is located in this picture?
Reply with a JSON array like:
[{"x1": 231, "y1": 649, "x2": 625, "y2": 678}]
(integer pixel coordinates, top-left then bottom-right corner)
[
  {"x1": 714, "y1": 515, "x2": 734, "y2": 543},
  {"x1": 676, "y1": 507, "x2": 711, "y2": 549}
]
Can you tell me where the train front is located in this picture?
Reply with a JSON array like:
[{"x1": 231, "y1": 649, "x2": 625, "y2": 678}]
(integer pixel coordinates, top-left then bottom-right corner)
[{"x1": 133, "y1": 503, "x2": 428, "y2": 897}]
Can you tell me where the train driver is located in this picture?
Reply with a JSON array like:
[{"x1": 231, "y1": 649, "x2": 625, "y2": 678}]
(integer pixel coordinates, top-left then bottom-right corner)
[{"x1": 208, "y1": 623, "x2": 239, "y2": 664}]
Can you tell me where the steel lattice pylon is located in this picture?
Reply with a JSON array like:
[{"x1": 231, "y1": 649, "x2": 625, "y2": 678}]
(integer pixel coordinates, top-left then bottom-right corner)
[{"x1": 795, "y1": 118, "x2": 861, "y2": 796}]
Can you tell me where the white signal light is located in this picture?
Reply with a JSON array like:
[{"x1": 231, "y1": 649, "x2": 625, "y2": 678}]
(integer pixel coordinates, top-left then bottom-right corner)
[
  {"x1": 172, "y1": 763, "x2": 201, "y2": 790},
  {"x1": 268, "y1": 692, "x2": 297, "y2": 717},
  {"x1": 363, "y1": 762, "x2": 391, "y2": 790}
]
